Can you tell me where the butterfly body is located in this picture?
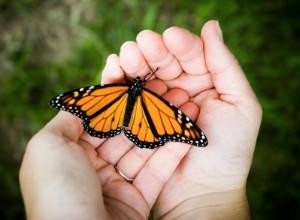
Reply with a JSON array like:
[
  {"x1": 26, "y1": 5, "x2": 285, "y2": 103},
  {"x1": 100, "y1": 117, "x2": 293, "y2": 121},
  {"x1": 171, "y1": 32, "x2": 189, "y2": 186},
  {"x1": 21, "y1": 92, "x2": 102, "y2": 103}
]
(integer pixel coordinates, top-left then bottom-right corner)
[
  {"x1": 50, "y1": 77, "x2": 208, "y2": 149},
  {"x1": 123, "y1": 77, "x2": 143, "y2": 126}
]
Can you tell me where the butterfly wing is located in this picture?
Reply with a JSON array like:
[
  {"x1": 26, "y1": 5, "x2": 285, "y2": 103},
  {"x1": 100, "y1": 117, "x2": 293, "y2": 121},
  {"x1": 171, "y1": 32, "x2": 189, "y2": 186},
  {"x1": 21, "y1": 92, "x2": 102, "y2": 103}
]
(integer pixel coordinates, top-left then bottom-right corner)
[
  {"x1": 124, "y1": 88, "x2": 208, "y2": 148},
  {"x1": 50, "y1": 84, "x2": 129, "y2": 138},
  {"x1": 123, "y1": 95, "x2": 163, "y2": 148}
]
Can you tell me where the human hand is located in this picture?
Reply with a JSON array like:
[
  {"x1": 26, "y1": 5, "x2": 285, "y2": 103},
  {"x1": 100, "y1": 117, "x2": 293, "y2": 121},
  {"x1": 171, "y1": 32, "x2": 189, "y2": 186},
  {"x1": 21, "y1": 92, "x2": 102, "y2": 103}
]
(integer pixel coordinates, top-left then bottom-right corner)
[
  {"x1": 147, "y1": 21, "x2": 262, "y2": 219},
  {"x1": 98, "y1": 20, "x2": 262, "y2": 219},
  {"x1": 21, "y1": 110, "x2": 161, "y2": 220}
]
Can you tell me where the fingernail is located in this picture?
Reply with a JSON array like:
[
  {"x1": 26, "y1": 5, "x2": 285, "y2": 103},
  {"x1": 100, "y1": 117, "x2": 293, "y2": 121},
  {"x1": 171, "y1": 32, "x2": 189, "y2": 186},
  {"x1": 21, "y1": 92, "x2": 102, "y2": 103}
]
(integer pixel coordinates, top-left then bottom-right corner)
[{"x1": 215, "y1": 21, "x2": 223, "y2": 41}]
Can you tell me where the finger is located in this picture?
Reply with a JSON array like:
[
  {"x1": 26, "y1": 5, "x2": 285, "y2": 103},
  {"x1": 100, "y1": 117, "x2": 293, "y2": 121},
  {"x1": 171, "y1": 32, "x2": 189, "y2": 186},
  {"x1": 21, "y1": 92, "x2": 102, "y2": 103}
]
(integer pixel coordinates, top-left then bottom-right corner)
[
  {"x1": 162, "y1": 88, "x2": 189, "y2": 106},
  {"x1": 101, "y1": 54, "x2": 125, "y2": 84},
  {"x1": 119, "y1": 41, "x2": 150, "y2": 79},
  {"x1": 163, "y1": 26, "x2": 207, "y2": 75},
  {"x1": 133, "y1": 142, "x2": 191, "y2": 208},
  {"x1": 193, "y1": 89, "x2": 219, "y2": 106},
  {"x1": 136, "y1": 30, "x2": 182, "y2": 80},
  {"x1": 144, "y1": 79, "x2": 168, "y2": 95},
  {"x1": 79, "y1": 139, "x2": 104, "y2": 169},
  {"x1": 80, "y1": 132, "x2": 106, "y2": 148},
  {"x1": 115, "y1": 89, "x2": 189, "y2": 180},
  {"x1": 201, "y1": 20, "x2": 256, "y2": 104},
  {"x1": 114, "y1": 147, "x2": 156, "y2": 180},
  {"x1": 179, "y1": 101, "x2": 199, "y2": 122},
  {"x1": 97, "y1": 134, "x2": 133, "y2": 165},
  {"x1": 165, "y1": 72, "x2": 213, "y2": 96},
  {"x1": 97, "y1": 162, "x2": 149, "y2": 218},
  {"x1": 45, "y1": 111, "x2": 83, "y2": 142}
]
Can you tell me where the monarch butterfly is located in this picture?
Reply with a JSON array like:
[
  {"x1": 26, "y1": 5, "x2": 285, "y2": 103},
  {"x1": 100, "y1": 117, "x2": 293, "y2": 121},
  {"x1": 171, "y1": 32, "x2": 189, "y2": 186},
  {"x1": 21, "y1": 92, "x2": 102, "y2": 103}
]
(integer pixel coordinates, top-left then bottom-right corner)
[{"x1": 49, "y1": 73, "x2": 208, "y2": 149}]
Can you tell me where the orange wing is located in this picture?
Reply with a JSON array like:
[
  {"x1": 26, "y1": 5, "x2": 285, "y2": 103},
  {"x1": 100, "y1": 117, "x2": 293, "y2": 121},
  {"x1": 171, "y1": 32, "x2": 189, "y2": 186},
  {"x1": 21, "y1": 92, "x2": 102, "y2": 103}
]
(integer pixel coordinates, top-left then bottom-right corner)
[
  {"x1": 124, "y1": 95, "x2": 162, "y2": 148},
  {"x1": 50, "y1": 84, "x2": 129, "y2": 138},
  {"x1": 125, "y1": 89, "x2": 208, "y2": 148},
  {"x1": 142, "y1": 89, "x2": 208, "y2": 147},
  {"x1": 124, "y1": 88, "x2": 208, "y2": 148}
]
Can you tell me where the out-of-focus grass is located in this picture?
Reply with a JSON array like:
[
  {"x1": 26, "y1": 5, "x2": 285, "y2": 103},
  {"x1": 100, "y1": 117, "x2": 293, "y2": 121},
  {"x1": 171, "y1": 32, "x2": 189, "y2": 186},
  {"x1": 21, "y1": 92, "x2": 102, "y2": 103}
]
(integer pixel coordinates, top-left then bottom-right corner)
[{"x1": 0, "y1": 0, "x2": 299, "y2": 219}]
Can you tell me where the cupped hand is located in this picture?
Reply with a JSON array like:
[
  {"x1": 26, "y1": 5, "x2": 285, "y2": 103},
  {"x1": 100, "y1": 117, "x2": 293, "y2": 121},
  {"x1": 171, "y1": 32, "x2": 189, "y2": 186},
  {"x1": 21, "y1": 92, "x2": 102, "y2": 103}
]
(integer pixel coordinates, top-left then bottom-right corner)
[{"x1": 98, "y1": 20, "x2": 262, "y2": 218}]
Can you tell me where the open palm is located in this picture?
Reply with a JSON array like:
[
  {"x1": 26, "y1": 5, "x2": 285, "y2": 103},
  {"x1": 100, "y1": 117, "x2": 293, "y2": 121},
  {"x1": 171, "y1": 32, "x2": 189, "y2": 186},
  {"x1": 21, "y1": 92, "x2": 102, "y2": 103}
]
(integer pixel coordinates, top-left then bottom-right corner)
[{"x1": 20, "y1": 21, "x2": 262, "y2": 220}]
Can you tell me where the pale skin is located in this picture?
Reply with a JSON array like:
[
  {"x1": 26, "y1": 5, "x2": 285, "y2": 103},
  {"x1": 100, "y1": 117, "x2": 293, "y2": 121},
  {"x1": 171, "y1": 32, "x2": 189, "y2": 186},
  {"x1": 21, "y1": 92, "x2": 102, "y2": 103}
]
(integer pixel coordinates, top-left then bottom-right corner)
[{"x1": 20, "y1": 20, "x2": 262, "y2": 220}]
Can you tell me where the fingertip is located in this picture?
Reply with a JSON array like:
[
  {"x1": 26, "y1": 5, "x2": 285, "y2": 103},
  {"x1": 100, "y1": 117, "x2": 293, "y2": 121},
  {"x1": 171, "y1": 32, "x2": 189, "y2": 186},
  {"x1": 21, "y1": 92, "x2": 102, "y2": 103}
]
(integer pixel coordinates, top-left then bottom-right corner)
[
  {"x1": 163, "y1": 26, "x2": 194, "y2": 58},
  {"x1": 106, "y1": 54, "x2": 120, "y2": 64},
  {"x1": 201, "y1": 20, "x2": 254, "y2": 99},
  {"x1": 201, "y1": 20, "x2": 223, "y2": 42},
  {"x1": 136, "y1": 29, "x2": 157, "y2": 43},
  {"x1": 120, "y1": 41, "x2": 140, "y2": 71},
  {"x1": 120, "y1": 41, "x2": 136, "y2": 52},
  {"x1": 144, "y1": 79, "x2": 167, "y2": 95},
  {"x1": 119, "y1": 41, "x2": 149, "y2": 79},
  {"x1": 136, "y1": 29, "x2": 166, "y2": 59},
  {"x1": 163, "y1": 26, "x2": 182, "y2": 38},
  {"x1": 163, "y1": 88, "x2": 189, "y2": 107},
  {"x1": 163, "y1": 26, "x2": 207, "y2": 75},
  {"x1": 201, "y1": 20, "x2": 238, "y2": 75},
  {"x1": 137, "y1": 29, "x2": 181, "y2": 80},
  {"x1": 102, "y1": 54, "x2": 125, "y2": 84},
  {"x1": 180, "y1": 102, "x2": 199, "y2": 122}
]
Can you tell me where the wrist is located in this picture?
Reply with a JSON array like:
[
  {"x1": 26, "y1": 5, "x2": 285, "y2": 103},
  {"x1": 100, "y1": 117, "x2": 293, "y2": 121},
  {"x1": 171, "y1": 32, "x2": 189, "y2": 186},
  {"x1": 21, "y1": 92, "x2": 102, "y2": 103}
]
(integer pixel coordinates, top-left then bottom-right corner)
[{"x1": 159, "y1": 189, "x2": 250, "y2": 220}]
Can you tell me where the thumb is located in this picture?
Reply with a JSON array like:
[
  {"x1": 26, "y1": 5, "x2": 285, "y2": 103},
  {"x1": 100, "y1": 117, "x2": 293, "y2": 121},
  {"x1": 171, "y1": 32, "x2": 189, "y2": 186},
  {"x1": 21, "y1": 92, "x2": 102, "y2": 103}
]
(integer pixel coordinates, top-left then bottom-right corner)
[
  {"x1": 201, "y1": 20, "x2": 256, "y2": 104},
  {"x1": 45, "y1": 111, "x2": 83, "y2": 142}
]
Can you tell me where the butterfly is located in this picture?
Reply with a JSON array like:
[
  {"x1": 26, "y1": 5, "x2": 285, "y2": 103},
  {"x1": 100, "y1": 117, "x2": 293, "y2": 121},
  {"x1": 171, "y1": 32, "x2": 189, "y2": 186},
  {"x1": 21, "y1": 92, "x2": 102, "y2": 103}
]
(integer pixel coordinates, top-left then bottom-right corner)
[{"x1": 49, "y1": 73, "x2": 208, "y2": 149}]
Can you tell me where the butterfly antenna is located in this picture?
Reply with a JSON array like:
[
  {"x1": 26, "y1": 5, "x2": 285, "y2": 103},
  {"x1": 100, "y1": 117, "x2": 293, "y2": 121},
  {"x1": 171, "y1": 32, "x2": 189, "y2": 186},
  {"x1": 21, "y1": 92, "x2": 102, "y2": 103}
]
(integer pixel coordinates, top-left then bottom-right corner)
[{"x1": 144, "y1": 67, "x2": 159, "y2": 82}]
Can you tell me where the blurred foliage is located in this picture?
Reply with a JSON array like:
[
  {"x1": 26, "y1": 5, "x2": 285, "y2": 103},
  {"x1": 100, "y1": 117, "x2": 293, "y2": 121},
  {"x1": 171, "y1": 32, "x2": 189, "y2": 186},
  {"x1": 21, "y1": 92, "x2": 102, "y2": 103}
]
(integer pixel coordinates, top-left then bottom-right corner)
[{"x1": 0, "y1": 0, "x2": 299, "y2": 219}]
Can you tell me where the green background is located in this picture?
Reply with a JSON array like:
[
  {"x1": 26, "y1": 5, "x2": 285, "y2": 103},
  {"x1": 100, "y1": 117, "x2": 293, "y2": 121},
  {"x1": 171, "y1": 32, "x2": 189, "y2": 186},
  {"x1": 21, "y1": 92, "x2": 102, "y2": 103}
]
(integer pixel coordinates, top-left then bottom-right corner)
[{"x1": 0, "y1": 0, "x2": 299, "y2": 219}]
